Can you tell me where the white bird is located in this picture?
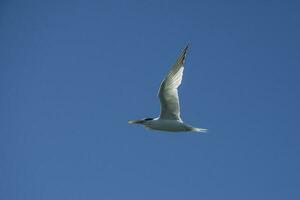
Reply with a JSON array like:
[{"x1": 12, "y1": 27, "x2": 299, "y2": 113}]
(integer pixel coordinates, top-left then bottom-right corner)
[{"x1": 129, "y1": 45, "x2": 207, "y2": 133}]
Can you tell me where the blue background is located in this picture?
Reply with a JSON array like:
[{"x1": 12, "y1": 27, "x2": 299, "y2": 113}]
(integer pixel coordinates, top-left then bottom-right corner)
[{"x1": 1, "y1": 0, "x2": 300, "y2": 199}]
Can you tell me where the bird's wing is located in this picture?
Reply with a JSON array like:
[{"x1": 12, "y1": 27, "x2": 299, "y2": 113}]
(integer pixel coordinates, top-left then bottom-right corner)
[{"x1": 158, "y1": 45, "x2": 188, "y2": 120}]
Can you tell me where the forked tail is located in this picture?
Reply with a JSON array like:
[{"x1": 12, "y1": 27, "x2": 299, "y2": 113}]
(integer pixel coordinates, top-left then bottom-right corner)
[{"x1": 191, "y1": 128, "x2": 208, "y2": 133}]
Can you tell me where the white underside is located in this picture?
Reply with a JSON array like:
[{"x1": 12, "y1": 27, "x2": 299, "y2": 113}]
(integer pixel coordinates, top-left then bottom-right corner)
[{"x1": 144, "y1": 118, "x2": 207, "y2": 133}]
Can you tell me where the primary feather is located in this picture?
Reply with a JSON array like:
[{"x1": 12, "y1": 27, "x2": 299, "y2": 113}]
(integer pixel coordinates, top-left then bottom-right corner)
[{"x1": 158, "y1": 45, "x2": 188, "y2": 120}]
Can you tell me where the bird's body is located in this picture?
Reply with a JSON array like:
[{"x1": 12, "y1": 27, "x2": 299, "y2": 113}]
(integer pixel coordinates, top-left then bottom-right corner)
[
  {"x1": 141, "y1": 118, "x2": 206, "y2": 132},
  {"x1": 129, "y1": 45, "x2": 207, "y2": 133}
]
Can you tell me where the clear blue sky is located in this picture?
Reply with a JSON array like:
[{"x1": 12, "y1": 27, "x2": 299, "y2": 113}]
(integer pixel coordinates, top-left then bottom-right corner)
[{"x1": 1, "y1": 0, "x2": 300, "y2": 199}]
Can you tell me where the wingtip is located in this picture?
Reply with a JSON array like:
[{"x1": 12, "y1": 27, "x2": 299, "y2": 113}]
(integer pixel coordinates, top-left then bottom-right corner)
[
  {"x1": 184, "y1": 43, "x2": 190, "y2": 50},
  {"x1": 177, "y1": 43, "x2": 189, "y2": 65},
  {"x1": 183, "y1": 44, "x2": 189, "y2": 53}
]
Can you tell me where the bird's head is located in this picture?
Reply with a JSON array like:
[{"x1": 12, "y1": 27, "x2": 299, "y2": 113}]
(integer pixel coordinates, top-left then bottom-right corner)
[{"x1": 128, "y1": 118, "x2": 154, "y2": 124}]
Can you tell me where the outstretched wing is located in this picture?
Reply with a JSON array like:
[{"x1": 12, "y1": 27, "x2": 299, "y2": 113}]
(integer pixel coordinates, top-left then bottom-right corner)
[{"x1": 158, "y1": 45, "x2": 188, "y2": 120}]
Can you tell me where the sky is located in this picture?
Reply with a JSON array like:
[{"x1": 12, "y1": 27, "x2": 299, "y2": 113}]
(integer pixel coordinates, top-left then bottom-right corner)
[{"x1": 1, "y1": 0, "x2": 300, "y2": 199}]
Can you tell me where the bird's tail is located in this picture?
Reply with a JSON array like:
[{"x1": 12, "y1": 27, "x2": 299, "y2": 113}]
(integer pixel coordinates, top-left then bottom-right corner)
[{"x1": 191, "y1": 128, "x2": 208, "y2": 133}]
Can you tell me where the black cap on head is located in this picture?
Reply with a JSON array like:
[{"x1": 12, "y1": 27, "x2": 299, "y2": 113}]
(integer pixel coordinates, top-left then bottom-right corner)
[{"x1": 144, "y1": 118, "x2": 154, "y2": 121}]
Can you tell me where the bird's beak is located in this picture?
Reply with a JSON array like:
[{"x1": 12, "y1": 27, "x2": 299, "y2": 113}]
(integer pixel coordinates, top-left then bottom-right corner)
[{"x1": 128, "y1": 119, "x2": 144, "y2": 124}]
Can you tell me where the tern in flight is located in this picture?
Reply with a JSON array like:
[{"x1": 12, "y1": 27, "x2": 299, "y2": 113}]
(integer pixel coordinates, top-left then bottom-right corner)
[{"x1": 129, "y1": 45, "x2": 207, "y2": 133}]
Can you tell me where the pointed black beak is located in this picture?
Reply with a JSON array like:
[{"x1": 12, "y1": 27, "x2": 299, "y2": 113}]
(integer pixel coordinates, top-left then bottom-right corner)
[{"x1": 128, "y1": 119, "x2": 144, "y2": 124}]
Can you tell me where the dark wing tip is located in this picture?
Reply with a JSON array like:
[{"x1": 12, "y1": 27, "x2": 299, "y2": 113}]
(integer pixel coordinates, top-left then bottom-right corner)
[
  {"x1": 184, "y1": 43, "x2": 190, "y2": 51},
  {"x1": 177, "y1": 44, "x2": 189, "y2": 66}
]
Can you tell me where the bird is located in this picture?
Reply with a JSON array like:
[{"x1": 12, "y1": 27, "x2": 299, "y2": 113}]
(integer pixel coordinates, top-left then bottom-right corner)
[{"x1": 128, "y1": 45, "x2": 207, "y2": 133}]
